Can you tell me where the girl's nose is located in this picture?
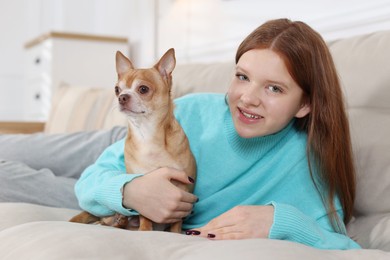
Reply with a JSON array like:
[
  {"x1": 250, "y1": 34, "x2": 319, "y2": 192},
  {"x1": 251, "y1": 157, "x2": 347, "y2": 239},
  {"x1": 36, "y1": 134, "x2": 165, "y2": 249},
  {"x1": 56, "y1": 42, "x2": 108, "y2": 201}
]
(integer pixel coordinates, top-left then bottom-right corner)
[{"x1": 240, "y1": 86, "x2": 261, "y2": 107}]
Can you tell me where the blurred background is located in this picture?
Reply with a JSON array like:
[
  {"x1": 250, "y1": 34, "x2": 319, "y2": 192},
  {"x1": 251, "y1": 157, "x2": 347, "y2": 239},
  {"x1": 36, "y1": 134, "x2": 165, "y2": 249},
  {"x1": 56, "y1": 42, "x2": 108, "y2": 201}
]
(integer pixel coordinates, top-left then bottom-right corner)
[{"x1": 1, "y1": 0, "x2": 390, "y2": 122}]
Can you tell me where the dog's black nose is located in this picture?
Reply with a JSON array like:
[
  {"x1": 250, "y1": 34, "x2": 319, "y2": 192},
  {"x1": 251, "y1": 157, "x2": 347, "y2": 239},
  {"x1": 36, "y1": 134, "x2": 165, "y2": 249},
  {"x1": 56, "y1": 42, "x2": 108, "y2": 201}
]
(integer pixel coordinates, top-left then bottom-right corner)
[{"x1": 118, "y1": 94, "x2": 130, "y2": 105}]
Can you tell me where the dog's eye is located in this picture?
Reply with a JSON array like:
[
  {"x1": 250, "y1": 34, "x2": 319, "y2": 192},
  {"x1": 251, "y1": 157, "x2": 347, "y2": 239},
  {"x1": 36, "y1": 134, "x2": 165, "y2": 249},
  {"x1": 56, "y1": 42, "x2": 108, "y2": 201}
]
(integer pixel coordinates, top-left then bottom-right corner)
[
  {"x1": 138, "y1": 85, "x2": 149, "y2": 94},
  {"x1": 115, "y1": 86, "x2": 120, "y2": 96}
]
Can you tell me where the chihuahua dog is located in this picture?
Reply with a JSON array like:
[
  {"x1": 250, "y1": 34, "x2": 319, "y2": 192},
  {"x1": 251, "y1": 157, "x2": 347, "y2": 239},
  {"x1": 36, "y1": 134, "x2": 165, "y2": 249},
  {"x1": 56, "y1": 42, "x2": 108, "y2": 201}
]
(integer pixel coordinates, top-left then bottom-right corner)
[{"x1": 70, "y1": 49, "x2": 196, "y2": 233}]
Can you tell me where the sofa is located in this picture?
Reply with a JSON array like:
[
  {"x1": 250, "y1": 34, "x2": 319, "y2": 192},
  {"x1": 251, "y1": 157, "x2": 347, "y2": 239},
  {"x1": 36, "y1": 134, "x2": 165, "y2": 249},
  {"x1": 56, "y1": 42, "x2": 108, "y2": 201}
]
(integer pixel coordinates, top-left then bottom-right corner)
[{"x1": 0, "y1": 29, "x2": 390, "y2": 259}]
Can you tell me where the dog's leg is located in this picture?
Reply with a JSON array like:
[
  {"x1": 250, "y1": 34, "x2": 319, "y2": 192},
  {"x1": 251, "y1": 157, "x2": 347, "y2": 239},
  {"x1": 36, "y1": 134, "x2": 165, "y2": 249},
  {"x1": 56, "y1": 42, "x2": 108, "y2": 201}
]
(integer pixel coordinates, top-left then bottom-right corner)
[
  {"x1": 138, "y1": 215, "x2": 153, "y2": 231},
  {"x1": 169, "y1": 221, "x2": 182, "y2": 233},
  {"x1": 69, "y1": 211, "x2": 100, "y2": 224}
]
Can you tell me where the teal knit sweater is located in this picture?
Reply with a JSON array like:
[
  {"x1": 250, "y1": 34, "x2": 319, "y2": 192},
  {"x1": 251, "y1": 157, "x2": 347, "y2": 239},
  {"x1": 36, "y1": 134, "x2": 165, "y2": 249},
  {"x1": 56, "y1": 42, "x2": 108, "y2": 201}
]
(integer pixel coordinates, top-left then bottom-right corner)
[{"x1": 75, "y1": 93, "x2": 360, "y2": 249}]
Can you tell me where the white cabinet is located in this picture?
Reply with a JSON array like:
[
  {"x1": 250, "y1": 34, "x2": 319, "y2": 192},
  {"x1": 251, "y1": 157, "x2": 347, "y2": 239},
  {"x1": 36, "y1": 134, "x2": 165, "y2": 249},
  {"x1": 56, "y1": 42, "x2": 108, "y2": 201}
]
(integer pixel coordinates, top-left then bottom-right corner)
[{"x1": 24, "y1": 32, "x2": 129, "y2": 121}]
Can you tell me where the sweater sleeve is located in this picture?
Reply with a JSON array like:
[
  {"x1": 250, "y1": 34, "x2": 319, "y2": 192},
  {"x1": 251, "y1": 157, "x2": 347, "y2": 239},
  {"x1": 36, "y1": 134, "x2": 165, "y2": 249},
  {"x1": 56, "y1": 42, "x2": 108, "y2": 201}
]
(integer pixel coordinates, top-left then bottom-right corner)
[
  {"x1": 268, "y1": 202, "x2": 361, "y2": 249},
  {"x1": 74, "y1": 139, "x2": 142, "y2": 217}
]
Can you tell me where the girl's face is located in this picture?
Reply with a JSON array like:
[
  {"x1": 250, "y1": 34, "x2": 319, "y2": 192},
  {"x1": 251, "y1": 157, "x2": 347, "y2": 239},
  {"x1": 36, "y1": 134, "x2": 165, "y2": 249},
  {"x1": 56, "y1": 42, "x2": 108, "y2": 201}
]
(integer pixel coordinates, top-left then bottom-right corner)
[{"x1": 227, "y1": 49, "x2": 310, "y2": 138}]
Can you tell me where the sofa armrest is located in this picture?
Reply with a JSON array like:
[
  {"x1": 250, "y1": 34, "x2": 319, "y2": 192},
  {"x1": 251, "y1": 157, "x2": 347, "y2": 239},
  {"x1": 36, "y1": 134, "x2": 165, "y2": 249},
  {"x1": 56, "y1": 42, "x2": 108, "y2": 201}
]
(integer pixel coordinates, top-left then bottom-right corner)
[{"x1": 0, "y1": 121, "x2": 45, "y2": 134}]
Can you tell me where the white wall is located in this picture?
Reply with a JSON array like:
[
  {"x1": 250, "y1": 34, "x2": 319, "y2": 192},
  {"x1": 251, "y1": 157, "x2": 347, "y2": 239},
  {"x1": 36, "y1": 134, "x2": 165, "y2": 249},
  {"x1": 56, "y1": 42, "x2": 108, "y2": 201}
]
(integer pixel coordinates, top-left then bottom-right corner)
[
  {"x1": 158, "y1": 0, "x2": 390, "y2": 63},
  {"x1": 1, "y1": 0, "x2": 390, "y2": 121},
  {"x1": 21, "y1": 0, "x2": 157, "y2": 67},
  {"x1": 0, "y1": 0, "x2": 30, "y2": 120},
  {"x1": 0, "y1": 0, "x2": 157, "y2": 121}
]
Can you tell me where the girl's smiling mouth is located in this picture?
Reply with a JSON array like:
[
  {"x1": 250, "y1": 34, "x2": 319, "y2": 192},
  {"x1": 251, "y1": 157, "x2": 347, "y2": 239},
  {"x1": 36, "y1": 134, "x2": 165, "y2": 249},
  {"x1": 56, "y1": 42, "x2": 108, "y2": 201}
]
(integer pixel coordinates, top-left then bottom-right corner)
[{"x1": 237, "y1": 107, "x2": 263, "y2": 121}]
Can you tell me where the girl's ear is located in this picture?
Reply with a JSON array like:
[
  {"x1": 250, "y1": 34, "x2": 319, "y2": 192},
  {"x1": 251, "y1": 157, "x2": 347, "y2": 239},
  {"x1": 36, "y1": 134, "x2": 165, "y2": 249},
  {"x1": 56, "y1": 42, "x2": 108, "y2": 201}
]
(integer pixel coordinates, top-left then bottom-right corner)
[{"x1": 295, "y1": 102, "x2": 311, "y2": 118}]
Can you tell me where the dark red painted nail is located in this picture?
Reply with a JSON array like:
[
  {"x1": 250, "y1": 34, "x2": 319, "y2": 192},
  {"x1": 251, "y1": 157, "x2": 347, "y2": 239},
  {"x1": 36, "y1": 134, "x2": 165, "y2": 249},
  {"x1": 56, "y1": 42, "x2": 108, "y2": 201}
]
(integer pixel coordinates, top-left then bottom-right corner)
[
  {"x1": 191, "y1": 230, "x2": 201, "y2": 235},
  {"x1": 188, "y1": 176, "x2": 195, "y2": 183},
  {"x1": 186, "y1": 230, "x2": 201, "y2": 235},
  {"x1": 207, "y1": 233, "x2": 216, "y2": 238}
]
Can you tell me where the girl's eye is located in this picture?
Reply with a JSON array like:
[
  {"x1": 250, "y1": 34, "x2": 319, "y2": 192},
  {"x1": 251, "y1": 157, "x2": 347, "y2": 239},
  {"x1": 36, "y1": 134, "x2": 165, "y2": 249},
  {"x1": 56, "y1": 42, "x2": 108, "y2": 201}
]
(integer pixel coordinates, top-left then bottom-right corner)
[
  {"x1": 138, "y1": 85, "x2": 149, "y2": 94},
  {"x1": 267, "y1": 85, "x2": 282, "y2": 93},
  {"x1": 114, "y1": 86, "x2": 120, "y2": 95},
  {"x1": 236, "y1": 73, "x2": 249, "y2": 81}
]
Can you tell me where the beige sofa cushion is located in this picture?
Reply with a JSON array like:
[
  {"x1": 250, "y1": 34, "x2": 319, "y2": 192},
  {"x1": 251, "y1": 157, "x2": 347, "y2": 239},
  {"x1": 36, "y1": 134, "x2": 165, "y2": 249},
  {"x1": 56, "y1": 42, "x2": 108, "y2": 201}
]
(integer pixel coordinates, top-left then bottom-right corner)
[
  {"x1": 329, "y1": 31, "x2": 390, "y2": 109},
  {"x1": 329, "y1": 31, "x2": 390, "y2": 217},
  {"x1": 44, "y1": 85, "x2": 126, "y2": 134},
  {"x1": 172, "y1": 61, "x2": 235, "y2": 97},
  {"x1": 1, "y1": 203, "x2": 389, "y2": 260},
  {"x1": 348, "y1": 213, "x2": 390, "y2": 251}
]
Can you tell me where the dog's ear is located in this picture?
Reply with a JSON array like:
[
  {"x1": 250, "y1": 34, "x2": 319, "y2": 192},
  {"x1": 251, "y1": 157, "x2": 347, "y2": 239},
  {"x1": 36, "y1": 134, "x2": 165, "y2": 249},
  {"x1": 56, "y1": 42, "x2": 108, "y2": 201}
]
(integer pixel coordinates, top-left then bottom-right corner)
[
  {"x1": 116, "y1": 51, "x2": 134, "y2": 78},
  {"x1": 155, "y1": 48, "x2": 176, "y2": 80}
]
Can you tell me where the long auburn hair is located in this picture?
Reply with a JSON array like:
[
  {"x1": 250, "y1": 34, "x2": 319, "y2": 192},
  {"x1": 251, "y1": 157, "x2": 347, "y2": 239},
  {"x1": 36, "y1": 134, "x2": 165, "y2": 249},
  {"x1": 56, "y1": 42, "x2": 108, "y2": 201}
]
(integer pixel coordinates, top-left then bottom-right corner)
[{"x1": 235, "y1": 18, "x2": 356, "y2": 232}]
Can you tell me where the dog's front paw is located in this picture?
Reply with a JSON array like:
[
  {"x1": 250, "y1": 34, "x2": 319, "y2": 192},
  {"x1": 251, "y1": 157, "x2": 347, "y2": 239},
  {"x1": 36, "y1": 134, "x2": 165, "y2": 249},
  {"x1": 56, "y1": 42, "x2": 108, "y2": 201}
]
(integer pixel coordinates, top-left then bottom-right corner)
[{"x1": 101, "y1": 213, "x2": 129, "y2": 229}]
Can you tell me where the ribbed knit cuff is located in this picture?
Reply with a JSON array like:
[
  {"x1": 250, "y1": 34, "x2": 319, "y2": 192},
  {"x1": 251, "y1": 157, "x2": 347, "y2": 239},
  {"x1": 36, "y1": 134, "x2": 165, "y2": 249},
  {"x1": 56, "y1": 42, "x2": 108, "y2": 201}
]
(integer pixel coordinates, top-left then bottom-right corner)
[
  {"x1": 95, "y1": 173, "x2": 143, "y2": 216},
  {"x1": 268, "y1": 201, "x2": 320, "y2": 246}
]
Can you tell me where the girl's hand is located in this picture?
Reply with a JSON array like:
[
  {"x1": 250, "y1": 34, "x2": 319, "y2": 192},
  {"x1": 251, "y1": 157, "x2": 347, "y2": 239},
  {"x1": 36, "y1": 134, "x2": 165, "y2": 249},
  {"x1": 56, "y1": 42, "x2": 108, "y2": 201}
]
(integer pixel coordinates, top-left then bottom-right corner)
[
  {"x1": 122, "y1": 167, "x2": 197, "y2": 224},
  {"x1": 188, "y1": 205, "x2": 274, "y2": 240}
]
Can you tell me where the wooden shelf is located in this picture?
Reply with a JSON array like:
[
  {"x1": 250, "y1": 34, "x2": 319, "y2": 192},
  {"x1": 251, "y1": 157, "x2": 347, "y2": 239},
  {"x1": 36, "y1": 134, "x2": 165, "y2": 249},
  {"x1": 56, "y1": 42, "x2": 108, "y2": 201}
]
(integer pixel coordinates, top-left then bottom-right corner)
[
  {"x1": 25, "y1": 31, "x2": 128, "y2": 49},
  {"x1": 0, "y1": 121, "x2": 45, "y2": 134}
]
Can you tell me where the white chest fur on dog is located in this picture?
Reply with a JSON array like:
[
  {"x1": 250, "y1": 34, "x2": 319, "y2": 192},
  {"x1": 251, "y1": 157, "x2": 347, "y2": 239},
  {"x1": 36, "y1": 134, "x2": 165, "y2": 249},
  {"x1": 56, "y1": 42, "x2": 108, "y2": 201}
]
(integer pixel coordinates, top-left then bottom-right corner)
[
  {"x1": 129, "y1": 143, "x2": 183, "y2": 174},
  {"x1": 126, "y1": 119, "x2": 183, "y2": 174}
]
